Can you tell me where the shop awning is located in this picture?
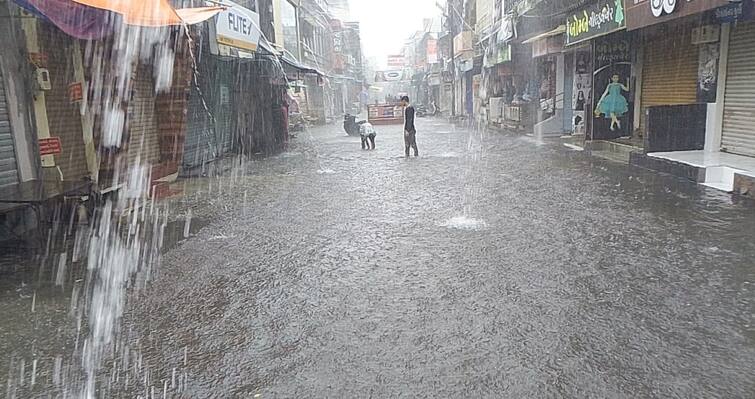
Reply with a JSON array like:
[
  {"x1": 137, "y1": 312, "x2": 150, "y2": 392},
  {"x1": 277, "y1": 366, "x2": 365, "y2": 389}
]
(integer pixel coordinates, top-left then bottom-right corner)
[
  {"x1": 279, "y1": 51, "x2": 322, "y2": 76},
  {"x1": 521, "y1": 25, "x2": 565, "y2": 44},
  {"x1": 71, "y1": 0, "x2": 223, "y2": 26},
  {"x1": 15, "y1": 0, "x2": 108, "y2": 39}
]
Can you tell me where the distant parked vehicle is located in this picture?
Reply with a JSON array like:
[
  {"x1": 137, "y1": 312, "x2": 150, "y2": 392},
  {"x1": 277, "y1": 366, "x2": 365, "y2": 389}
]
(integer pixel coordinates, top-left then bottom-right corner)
[{"x1": 415, "y1": 104, "x2": 428, "y2": 118}]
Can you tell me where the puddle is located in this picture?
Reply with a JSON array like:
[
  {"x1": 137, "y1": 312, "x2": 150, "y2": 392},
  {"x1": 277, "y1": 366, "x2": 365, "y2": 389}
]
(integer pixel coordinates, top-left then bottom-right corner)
[
  {"x1": 440, "y1": 216, "x2": 487, "y2": 231},
  {"x1": 436, "y1": 152, "x2": 460, "y2": 158}
]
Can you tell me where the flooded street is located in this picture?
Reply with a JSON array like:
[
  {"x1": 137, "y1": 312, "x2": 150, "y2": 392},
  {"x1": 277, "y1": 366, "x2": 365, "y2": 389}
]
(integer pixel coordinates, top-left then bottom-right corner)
[
  {"x1": 100, "y1": 119, "x2": 755, "y2": 397},
  {"x1": 3, "y1": 0, "x2": 755, "y2": 397}
]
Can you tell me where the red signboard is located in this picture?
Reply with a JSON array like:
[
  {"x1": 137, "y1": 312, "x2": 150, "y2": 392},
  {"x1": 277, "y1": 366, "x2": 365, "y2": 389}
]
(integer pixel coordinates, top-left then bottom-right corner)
[
  {"x1": 68, "y1": 82, "x2": 84, "y2": 103},
  {"x1": 387, "y1": 55, "x2": 404, "y2": 68},
  {"x1": 427, "y1": 39, "x2": 438, "y2": 64},
  {"x1": 39, "y1": 137, "x2": 62, "y2": 156}
]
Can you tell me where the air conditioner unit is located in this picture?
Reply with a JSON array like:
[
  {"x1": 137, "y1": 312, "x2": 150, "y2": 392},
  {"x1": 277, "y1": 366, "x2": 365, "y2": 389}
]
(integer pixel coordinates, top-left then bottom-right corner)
[{"x1": 692, "y1": 25, "x2": 720, "y2": 44}]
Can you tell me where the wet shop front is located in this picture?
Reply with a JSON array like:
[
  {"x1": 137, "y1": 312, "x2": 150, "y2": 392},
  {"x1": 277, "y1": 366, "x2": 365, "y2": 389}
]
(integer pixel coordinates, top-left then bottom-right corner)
[
  {"x1": 184, "y1": 1, "x2": 288, "y2": 170},
  {"x1": 565, "y1": 0, "x2": 632, "y2": 141},
  {"x1": 626, "y1": 0, "x2": 729, "y2": 152}
]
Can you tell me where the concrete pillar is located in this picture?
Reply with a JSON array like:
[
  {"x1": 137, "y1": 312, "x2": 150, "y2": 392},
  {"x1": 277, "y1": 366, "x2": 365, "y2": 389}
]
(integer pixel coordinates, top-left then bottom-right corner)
[
  {"x1": 72, "y1": 41, "x2": 99, "y2": 183},
  {"x1": 633, "y1": 45, "x2": 644, "y2": 134},
  {"x1": 708, "y1": 23, "x2": 730, "y2": 153},
  {"x1": 20, "y1": 17, "x2": 55, "y2": 170}
]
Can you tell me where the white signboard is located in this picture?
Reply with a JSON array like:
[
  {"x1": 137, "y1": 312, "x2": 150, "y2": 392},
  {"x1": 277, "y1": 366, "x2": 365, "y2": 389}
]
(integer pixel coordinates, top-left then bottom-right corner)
[{"x1": 215, "y1": 1, "x2": 261, "y2": 52}]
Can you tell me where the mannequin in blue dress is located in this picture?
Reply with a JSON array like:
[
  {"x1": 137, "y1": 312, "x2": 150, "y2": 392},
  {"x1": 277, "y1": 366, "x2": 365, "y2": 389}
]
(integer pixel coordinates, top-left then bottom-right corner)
[{"x1": 595, "y1": 73, "x2": 630, "y2": 131}]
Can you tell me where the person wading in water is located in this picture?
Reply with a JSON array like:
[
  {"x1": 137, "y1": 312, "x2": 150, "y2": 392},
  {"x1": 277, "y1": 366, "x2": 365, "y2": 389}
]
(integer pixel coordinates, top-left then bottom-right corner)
[{"x1": 400, "y1": 96, "x2": 418, "y2": 157}]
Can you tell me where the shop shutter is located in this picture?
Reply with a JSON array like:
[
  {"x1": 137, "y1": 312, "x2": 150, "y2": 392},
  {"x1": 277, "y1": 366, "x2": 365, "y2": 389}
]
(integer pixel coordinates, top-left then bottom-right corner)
[
  {"x1": 721, "y1": 22, "x2": 755, "y2": 157},
  {"x1": 0, "y1": 65, "x2": 19, "y2": 187},
  {"x1": 640, "y1": 29, "x2": 698, "y2": 132},
  {"x1": 183, "y1": 82, "x2": 215, "y2": 168},
  {"x1": 41, "y1": 23, "x2": 88, "y2": 181},
  {"x1": 128, "y1": 65, "x2": 160, "y2": 167},
  {"x1": 182, "y1": 56, "x2": 234, "y2": 169},
  {"x1": 215, "y1": 60, "x2": 234, "y2": 155}
]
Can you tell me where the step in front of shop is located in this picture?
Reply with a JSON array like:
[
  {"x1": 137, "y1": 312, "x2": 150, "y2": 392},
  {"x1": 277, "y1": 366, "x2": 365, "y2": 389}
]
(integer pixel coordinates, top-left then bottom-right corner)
[
  {"x1": 587, "y1": 140, "x2": 643, "y2": 164},
  {"x1": 629, "y1": 153, "x2": 706, "y2": 183},
  {"x1": 733, "y1": 173, "x2": 755, "y2": 199}
]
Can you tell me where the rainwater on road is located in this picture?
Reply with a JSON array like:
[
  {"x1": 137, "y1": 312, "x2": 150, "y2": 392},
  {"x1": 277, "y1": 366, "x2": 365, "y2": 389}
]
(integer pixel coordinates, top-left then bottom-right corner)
[{"x1": 3, "y1": 118, "x2": 755, "y2": 398}]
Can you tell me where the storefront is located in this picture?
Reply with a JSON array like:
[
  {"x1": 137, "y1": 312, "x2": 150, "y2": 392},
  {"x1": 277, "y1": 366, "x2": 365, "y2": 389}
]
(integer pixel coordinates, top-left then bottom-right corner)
[
  {"x1": 721, "y1": 19, "x2": 755, "y2": 156},
  {"x1": 184, "y1": 49, "x2": 235, "y2": 170},
  {"x1": 40, "y1": 22, "x2": 89, "y2": 182},
  {"x1": 454, "y1": 31, "x2": 474, "y2": 117},
  {"x1": 564, "y1": 0, "x2": 628, "y2": 139},
  {"x1": 638, "y1": 23, "x2": 699, "y2": 133},
  {"x1": 522, "y1": 25, "x2": 565, "y2": 135},
  {"x1": 627, "y1": 0, "x2": 729, "y2": 148},
  {"x1": 184, "y1": 2, "x2": 266, "y2": 169},
  {"x1": 526, "y1": 28, "x2": 564, "y2": 120}
]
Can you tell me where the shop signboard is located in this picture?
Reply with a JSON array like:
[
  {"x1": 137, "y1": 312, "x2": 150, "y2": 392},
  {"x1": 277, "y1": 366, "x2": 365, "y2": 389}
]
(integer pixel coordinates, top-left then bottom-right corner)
[
  {"x1": 387, "y1": 55, "x2": 405, "y2": 68},
  {"x1": 496, "y1": 44, "x2": 512, "y2": 64},
  {"x1": 715, "y1": 0, "x2": 753, "y2": 23},
  {"x1": 213, "y1": 0, "x2": 261, "y2": 52},
  {"x1": 572, "y1": 51, "x2": 592, "y2": 133},
  {"x1": 498, "y1": 14, "x2": 516, "y2": 43},
  {"x1": 427, "y1": 39, "x2": 438, "y2": 64},
  {"x1": 626, "y1": 0, "x2": 729, "y2": 30},
  {"x1": 375, "y1": 70, "x2": 404, "y2": 82},
  {"x1": 39, "y1": 137, "x2": 62, "y2": 156},
  {"x1": 454, "y1": 31, "x2": 474, "y2": 56},
  {"x1": 68, "y1": 82, "x2": 83, "y2": 103},
  {"x1": 565, "y1": 0, "x2": 627, "y2": 46}
]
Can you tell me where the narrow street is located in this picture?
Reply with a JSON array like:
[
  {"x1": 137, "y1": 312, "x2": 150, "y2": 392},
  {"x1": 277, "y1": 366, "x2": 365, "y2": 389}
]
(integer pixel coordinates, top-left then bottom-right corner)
[{"x1": 112, "y1": 118, "x2": 755, "y2": 397}]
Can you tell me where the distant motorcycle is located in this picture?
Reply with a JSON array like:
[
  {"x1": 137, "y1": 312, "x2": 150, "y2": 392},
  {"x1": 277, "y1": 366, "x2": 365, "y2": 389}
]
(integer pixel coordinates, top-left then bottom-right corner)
[
  {"x1": 343, "y1": 113, "x2": 367, "y2": 136},
  {"x1": 415, "y1": 104, "x2": 427, "y2": 118}
]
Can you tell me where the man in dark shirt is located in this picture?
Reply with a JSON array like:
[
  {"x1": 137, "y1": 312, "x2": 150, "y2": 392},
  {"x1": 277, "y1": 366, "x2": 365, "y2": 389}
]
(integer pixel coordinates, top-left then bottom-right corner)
[{"x1": 400, "y1": 96, "x2": 418, "y2": 157}]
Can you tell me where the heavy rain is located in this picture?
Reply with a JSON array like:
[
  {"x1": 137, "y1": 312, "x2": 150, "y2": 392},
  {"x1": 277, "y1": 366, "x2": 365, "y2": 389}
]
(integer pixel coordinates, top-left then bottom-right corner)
[{"x1": 0, "y1": 0, "x2": 754, "y2": 398}]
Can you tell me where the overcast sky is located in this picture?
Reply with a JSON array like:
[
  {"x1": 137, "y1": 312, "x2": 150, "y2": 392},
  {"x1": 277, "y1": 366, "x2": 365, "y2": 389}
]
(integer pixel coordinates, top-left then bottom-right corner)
[{"x1": 349, "y1": 0, "x2": 440, "y2": 68}]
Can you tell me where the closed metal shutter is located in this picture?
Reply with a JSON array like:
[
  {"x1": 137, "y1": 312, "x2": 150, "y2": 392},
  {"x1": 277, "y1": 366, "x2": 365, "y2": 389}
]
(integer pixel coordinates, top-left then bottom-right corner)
[
  {"x1": 640, "y1": 28, "x2": 698, "y2": 132},
  {"x1": 41, "y1": 23, "x2": 88, "y2": 181},
  {"x1": 184, "y1": 82, "x2": 214, "y2": 168},
  {"x1": 128, "y1": 65, "x2": 160, "y2": 167},
  {"x1": 183, "y1": 55, "x2": 234, "y2": 169},
  {"x1": 721, "y1": 22, "x2": 755, "y2": 157},
  {"x1": 0, "y1": 65, "x2": 19, "y2": 187}
]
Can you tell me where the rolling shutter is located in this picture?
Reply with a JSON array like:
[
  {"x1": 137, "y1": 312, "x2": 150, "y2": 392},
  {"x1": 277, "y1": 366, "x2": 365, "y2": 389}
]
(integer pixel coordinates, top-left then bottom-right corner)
[
  {"x1": 721, "y1": 22, "x2": 755, "y2": 157},
  {"x1": 0, "y1": 65, "x2": 19, "y2": 187},
  {"x1": 183, "y1": 55, "x2": 234, "y2": 169},
  {"x1": 640, "y1": 29, "x2": 698, "y2": 132}
]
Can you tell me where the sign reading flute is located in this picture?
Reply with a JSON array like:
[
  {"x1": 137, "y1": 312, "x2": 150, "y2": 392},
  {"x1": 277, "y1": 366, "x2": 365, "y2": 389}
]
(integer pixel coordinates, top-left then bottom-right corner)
[{"x1": 214, "y1": 0, "x2": 261, "y2": 52}]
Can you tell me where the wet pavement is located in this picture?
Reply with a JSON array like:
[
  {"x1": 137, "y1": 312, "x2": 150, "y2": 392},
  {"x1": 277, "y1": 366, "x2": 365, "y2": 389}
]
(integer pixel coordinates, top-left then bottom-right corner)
[{"x1": 4, "y1": 118, "x2": 755, "y2": 398}]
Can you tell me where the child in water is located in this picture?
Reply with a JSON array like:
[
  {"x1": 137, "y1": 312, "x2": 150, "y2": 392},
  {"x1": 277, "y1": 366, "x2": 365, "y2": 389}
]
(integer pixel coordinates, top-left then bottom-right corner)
[
  {"x1": 360, "y1": 122, "x2": 376, "y2": 150},
  {"x1": 595, "y1": 73, "x2": 629, "y2": 131}
]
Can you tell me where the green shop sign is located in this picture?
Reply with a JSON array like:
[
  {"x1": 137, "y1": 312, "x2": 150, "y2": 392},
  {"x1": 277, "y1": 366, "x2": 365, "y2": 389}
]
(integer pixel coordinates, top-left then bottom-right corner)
[{"x1": 566, "y1": 0, "x2": 626, "y2": 46}]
